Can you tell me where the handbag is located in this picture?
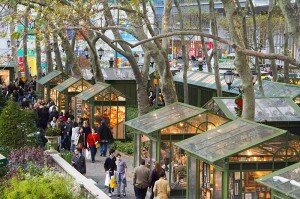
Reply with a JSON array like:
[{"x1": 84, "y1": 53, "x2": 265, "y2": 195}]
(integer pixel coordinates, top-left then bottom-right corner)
[
  {"x1": 104, "y1": 173, "x2": 110, "y2": 187},
  {"x1": 92, "y1": 134, "x2": 100, "y2": 148}
]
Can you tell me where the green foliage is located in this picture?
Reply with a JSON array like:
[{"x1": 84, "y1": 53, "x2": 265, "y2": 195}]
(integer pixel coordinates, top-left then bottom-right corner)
[
  {"x1": 2, "y1": 172, "x2": 83, "y2": 199},
  {"x1": 112, "y1": 141, "x2": 134, "y2": 155},
  {"x1": 61, "y1": 151, "x2": 73, "y2": 164},
  {"x1": 45, "y1": 127, "x2": 61, "y2": 136},
  {"x1": 0, "y1": 99, "x2": 37, "y2": 149},
  {"x1": 125, "y1": 106, "x2": 139, "y2": 141}
]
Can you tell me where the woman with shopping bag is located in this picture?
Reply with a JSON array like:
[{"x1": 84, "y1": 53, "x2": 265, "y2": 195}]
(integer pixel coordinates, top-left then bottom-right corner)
[
  {"x1": 104, "y1": 149, "x2": 117, "y2": 197},
  {"x1": 87, "y1": 128, "x2": 100, "y2": 163}
]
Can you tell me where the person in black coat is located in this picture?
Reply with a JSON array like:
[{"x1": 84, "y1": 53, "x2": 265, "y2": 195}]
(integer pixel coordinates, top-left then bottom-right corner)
[
  {"x1": 97, "y1": 120, "x2": 114, "y2": 157},
  {"x1": 37, "y1": 105, "x2": 49, "y2": 130},
  {"x1": 72, "y1": 148, "x2": 86, "y2": 175},
  {"x1": 48, "y1": 107, "x2": 59, "y2": 123},
  {"x1": 104, "y1": 149, "x2": 117, "y2": 196}
]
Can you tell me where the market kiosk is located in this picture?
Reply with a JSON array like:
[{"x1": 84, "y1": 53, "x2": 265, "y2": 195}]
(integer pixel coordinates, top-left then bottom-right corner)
[
  {"x1": 205, "y1": 97, "x2": 300, "y2": 135},
  {"x1": 52, "y1": 77, "x2": 92, "y2": 113},
  {"x1": 175, "y1": 119, "x2": 300, "y2": 199},
  {"x1": 257, "y1": 161, "x2": 300, "y2": 199},
  {"x1": 75, "y1": 82, "x2": 126, "y2": 139},
  {"x1": 36, "y1": 70, "x2": 69, "y2": 101},
  {"x1": 124, "y1": 102, "x2": 229, "y2": 196},
  {"x1": 173, "y1": 71, "x2": 300, "y2": 107}
]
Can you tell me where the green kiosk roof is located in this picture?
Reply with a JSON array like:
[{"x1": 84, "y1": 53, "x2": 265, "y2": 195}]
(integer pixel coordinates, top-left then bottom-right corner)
[
  {"x1": 52, "y1": 77, "x2": 81, "y2": 92},
  {"x1": 175, "y1": 118, "x2": 286, "y2": 164},
  {"x1": 173, "y1": 71, "x2": 300, "y2": 98},
  {"x1": 257, "y1": 162, "x2": 300, "y2": 199},
  {"x1": 75, "y1": 82, "x2": 125, "y2": 101},
  {"x1": 36, "y1": 70, "x2": 63, "y2": 85},
  {"x1": 0, "y1": 154, "x2": 8, "y2": 167},
  {"x1": 212, "y1": 97, "x2": 300, "y2": 122},
  {"x1": 125, "y1": 102, "x2": 206, "y2": 134}
]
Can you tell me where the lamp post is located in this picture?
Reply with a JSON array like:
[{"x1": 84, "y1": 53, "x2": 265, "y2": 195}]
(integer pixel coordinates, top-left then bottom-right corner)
[
  {"x1": 98, "y1": 47, "x2": 104, "y2": 60},
  {"x1": 224, "y1": 70, "x2": 258, "y2": 93},
  {"x1": 7, "y1": 40, "x2": 11, "y2": 48},
  {"x1": 109, "y1": 57, "x2": 114, "y2": 68},
  {"x1": 84, "y1": 47, "x2": 89, "y2": 59},
  {"x1": 150, "y1": 57, "x2": 154, "y2": 68}
]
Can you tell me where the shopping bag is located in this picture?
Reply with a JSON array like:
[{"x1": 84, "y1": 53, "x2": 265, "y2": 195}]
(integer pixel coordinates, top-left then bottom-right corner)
[
  {"x1": 104, "y1": 173, "x2": 110, "y2": 187},
  {"x1": 86, "y1": 149, "x2": 91, "y2": 160},
  {"x1": 109, "y1": 176, "x2": 117, "y2": 189}
]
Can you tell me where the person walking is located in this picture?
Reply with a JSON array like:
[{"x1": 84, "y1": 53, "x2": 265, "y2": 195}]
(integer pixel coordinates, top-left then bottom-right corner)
[
  {"x1": 153, "y1": 172, "x2": 170, "y2": 199},
  {"x1": 133, "y1": 159, "x2": 150, "y2": 199},
  {"x1": 104, "y1": 149, "x2": 117, "y2": 197},
  {"x1": 98, "y1": 120, "x2": 114, "y2": 157},
  {"x1": 71, "y1": 148, "x2": 86, "y2": 175},
  {"x1": 71, "y1": 122, "x2": 80, "y2": 152},
  {"x1": 149, "y1": 162, "x2": 164, "y2": 199},
  {"x1": 115, "y1": 153, "x2": 127, "y2": 198},
  {"x1": 87, "y1": 128, "x2": 100, "y2": 163}
]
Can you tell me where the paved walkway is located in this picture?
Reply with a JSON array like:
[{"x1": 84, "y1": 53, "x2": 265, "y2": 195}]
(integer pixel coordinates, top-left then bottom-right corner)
[{"x1": 85, "y1": 151, "x2": 136, "y2": 198}]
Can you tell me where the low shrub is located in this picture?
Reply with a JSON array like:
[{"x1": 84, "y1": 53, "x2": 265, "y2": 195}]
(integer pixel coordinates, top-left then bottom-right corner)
[
  {"x1": 112, "y1": 141, "x2": 134, "y2": 155},
  {"x1": 61, "y1": 151, "x2": 73, "y2": 164},
  {"x1": 2, "y1": 172, "x2": 84, "y2": 199}
]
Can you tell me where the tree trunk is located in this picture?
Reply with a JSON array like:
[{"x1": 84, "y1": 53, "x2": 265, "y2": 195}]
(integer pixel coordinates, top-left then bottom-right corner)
[
  {"x1": 222, "y1": 0, "x2": 255, "y2": 120},
  {"x1": 174, "y1": 0, "x2": 189, "y2": 104},
  {"x1": 35, "y1": 12, "x2": 42, "y2": 92},
  {"x1": 283, "y1": 23, "x2": 290, "y2": 83},
  {"x1": 161, "y1": 0, "x2": 172, "y2": 51},
  {"x1": 45, "y1": 33, "x2": 53, "y2": 72},
  {"x1": 196, "y1": 0, "x2": 212, "y2": 72},
  {"x1": 267, "y1": 0, "x2": 277, "y2": 82},
  {"x1": 23, "y1": 7, "x2": 30, "y2": 80},
  {"x1": 53, "y1": 34, "x2": 63, "y2": 71},
  {"x1": 248, "y1": 0, "x2": 264, "y2": 96},
  {"x1": 210, "y1": 0, "x2": 222, "y2": 97},
  {"x1": 9, "y1": 5, "x2": 19, "y2": 79}
]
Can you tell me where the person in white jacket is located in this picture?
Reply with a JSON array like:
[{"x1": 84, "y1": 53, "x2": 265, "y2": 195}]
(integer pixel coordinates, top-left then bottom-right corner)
[{"x1": 71, "y1": 122, "x2": 80, "y2": 152}]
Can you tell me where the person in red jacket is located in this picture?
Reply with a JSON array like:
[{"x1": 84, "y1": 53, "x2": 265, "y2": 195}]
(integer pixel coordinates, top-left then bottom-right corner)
[{"x1": 87, "y1": 128, "x2": 100, "y2": 163}]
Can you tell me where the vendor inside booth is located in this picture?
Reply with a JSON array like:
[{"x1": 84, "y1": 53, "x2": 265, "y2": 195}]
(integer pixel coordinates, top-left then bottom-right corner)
[
  {"x1": 124, "y1": 102, "x2": 229, "y2": 196},
  {"x1": 75, "y1": 82, "x2": 126, "y2": 139},
  {"x1": 36, "y1": 70, "x2": 69, "y2": 102},
  {"x1": 175, "y1": 119, "x2": 300, "y2": 199},
  {"x1": 52, "y1": 77, "x2": 91, "y2": 114}
]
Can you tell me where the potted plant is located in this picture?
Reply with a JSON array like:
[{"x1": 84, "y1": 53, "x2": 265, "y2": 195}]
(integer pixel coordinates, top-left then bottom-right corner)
[{"x1": 45, "y1": 128, "x2": 60, "y2": 153}]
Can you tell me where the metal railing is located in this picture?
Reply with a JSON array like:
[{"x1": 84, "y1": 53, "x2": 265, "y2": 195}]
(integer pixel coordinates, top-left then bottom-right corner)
[{"x1": 50, "y1": 153, "x2": 110, "y2": 199}]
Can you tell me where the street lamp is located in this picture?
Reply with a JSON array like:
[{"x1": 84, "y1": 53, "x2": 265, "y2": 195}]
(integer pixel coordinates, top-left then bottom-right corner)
[
  {"x1": 134, "y1": 53, "x2": 139, "y2": 63},
  {"x1": 84, "y1": 47, "x2": 89, "y2": 59},
  {"x1": 16, "y1": 40, "x2": 20, "y2": 47},
  {"x1": 109, "y1": 57, "x2": 114, "y2": 68},
  {"x1": 98, "y1": 47, "x2": 104, "y2": 60},
  {"x1": 7, "y1": 40, "x2": 11, "y2": 48},
  {"x1": 224, "y1": 69, "x2": 258, "y2": 92},
  {"x1": 150, "y1": 57, "x2": 154, "y2": 68}
]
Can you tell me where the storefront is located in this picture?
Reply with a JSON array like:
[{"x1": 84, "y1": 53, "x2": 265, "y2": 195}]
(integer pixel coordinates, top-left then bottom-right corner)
[
  {"x1": 205, "y1": 97, "x2": 300, "y2": 135},
  {"x1": 0, "y1": 65, "x2": 14, "y2": 86},
  {"x1": 75, "y1": 82, "x2": 126, "y2": 139},
  {"x1": 173, "y1": 71, "x2": 300, "y2": 107},
  {"x1": 124, "y1": 102, "x2": 229, "y2": 196},
  {"x1": 175, "y1": 119, "x2": 300, "y2": 199},
  {"x1": 257, "y1": 161, "x2": 300, "y2": 199},
  {"x1": 52, "y1": 77, "x2": 92, "y2": 114},
  {"x1": 36, "y1": 70, "x2": 69, "y2": 101}
]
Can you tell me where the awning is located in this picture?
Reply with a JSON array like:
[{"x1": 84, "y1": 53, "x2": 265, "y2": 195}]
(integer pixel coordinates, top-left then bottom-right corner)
[
  {"x1": 52, "y1": 77, "x2": 81, "y2": 92},
  {"x1": 175, "y1": 118, "x2": 286, "y2": 165},
  {"x1": 212, "y1": 97, "x2": 300, "y2": 122},
  {"x1": 124, "y1": 102, "x2": 206, "y2": 135},
  {"x1": 75, "y1": 82, "x2": 126, "y2": 101},
  {"x1": 36, "y1": 70, "x2": 64, "y2": 85},
  {"x1": 257, "y1": 162, "x2": 300, "y2": 199},
  {"x1": 173, "y1": 71, "x2": 300, "y2": 98}
]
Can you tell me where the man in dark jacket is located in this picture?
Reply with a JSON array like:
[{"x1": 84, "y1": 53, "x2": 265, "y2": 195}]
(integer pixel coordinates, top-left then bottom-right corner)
[
  {"x1": 72, "y1": 148, "x2": 86, "y2": 175},
  {"x1": 48, "y1": 106, "x2": 59, "y2": 123},
  {"x1": 104, "y1": 149, "x2": 117, "y2": 197},
  {"x1": 97, "y1": 120, "x2": 114, "y2": 157}
]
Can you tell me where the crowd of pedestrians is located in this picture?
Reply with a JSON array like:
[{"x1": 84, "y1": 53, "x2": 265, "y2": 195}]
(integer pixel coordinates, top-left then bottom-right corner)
[{"x1": 1, "y1": 77, "x2": 172, "y2": 199}]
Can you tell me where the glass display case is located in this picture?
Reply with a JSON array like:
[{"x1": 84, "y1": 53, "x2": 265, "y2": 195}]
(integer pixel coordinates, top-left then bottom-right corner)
[{"x1": 75, "y1": 82, "x2": 127, "y2": 139}]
